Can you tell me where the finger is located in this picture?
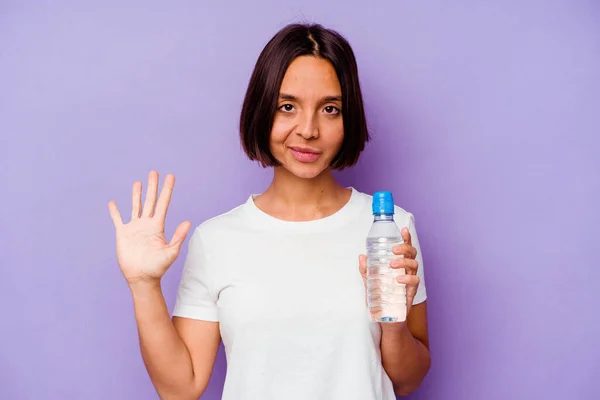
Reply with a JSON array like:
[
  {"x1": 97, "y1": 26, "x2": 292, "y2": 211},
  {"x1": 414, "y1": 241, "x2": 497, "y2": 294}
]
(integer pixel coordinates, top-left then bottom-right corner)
[
  {"x1": 169, "y1": 221, "x2": 192, "y2": 248},
  {"x1": 390, "y1": 258, "x2": 418, "y2": 275},
  {"x1": 142, "y1": 170, "x2": 159, "y2": 217},
  {"x1": 154, "y1": 174, "x2": 175, "y2": 220},
  {"x1": 401, "y1": 227, "x2": 412, "y2": 246},
  {"x1": 108, "y1": 201, "x2": 123, "y2": 227},
  {"x1": 131, "y1": 181, "x2": 142, "y2": 220},
  {"x1": 397, "y1": 274, "x2": 420, "y2": 298},
  {"x1": 392, "y1": 243, "x2": 417, "y2": 259}
]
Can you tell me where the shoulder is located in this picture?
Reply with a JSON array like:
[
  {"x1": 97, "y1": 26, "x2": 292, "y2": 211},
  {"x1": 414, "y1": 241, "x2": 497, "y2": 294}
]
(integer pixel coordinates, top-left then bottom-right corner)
[
  {"x1": 394, "y1": 204, "x2": 416, "y2": 228},
  {"x1": 189, "y1": 199, "x2": 251, "y2": 245}
]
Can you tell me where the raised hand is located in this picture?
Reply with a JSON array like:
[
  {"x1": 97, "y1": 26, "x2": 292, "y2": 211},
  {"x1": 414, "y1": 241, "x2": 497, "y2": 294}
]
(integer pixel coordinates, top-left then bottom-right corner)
[{"x1": 108, "y1": 171, "x2": 191, "y2": 286}]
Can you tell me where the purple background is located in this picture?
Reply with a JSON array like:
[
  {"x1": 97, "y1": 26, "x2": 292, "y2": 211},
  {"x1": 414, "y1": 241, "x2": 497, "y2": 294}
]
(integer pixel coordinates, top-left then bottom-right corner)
[{"x1": 1, "y1": 1, "x2": 599, "y2": 399}]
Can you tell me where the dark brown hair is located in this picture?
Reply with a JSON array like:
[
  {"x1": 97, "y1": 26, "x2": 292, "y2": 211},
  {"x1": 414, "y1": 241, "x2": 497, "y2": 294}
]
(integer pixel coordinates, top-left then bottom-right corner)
[{"x1": 239, "y1": 23, "x2": 370, "y2": 170}]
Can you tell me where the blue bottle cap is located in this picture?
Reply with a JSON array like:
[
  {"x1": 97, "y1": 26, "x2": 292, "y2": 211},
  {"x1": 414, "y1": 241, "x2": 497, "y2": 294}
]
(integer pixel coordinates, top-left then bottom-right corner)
[{"x1": 372, "y1": 191, "x2": 395, "y2": 215}]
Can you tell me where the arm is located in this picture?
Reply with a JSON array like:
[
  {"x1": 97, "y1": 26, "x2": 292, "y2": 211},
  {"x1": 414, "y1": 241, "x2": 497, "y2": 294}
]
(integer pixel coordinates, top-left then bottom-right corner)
[
  {"x1": 108, "y1": 171, "x2": 220, "y2": 399},
  {"x1": 130, "y1": 281, "x2": 220, "y2": 399},
  {"x1": 380, "y1": 301, "x2": 431, "y2": 396}
]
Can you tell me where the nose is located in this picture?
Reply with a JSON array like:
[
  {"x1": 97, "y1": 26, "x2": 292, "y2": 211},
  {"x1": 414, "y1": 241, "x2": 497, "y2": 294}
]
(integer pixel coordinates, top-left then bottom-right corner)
[{"x1": 296, "y1": 112, "x2": 319, "y2": 140}]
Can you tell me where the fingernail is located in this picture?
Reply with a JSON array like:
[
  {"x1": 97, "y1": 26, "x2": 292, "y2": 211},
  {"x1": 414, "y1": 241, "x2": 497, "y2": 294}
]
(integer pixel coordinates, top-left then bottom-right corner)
[{"x1": 390, "y1": 259, "x2": 400, "y2": 267}]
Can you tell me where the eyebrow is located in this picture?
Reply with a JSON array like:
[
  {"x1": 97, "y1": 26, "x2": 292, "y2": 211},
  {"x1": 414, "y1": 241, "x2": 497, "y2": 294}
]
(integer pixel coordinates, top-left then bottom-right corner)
[{"x1": 279, "y1": 93, "x2": 342, "y2": 102}]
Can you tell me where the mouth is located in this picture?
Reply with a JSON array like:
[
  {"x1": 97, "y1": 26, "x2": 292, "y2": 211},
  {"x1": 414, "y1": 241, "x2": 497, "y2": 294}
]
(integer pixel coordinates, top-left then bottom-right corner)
[{"x1": 288, "y1": 146, "x2": 322, "y2": 163}]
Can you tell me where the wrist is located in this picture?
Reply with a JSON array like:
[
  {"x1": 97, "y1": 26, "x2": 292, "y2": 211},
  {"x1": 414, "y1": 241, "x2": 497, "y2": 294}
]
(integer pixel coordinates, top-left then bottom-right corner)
[
  {"x1": 380, "y1": 321, "x2": 410, "y2": 336},
  {"x1": 128, "y1": 278, "x2": 162, "y2": 296}
]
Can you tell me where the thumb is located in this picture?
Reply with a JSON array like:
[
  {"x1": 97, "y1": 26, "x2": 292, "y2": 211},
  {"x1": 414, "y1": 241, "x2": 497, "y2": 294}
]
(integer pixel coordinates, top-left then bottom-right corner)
[
  {"x1": 358, "y1": 254, "x2": 368, "y2": 306},
  {"x1": 358, "y1": 254, "x2": 367, "y2": 280},
  {"x1": 169, "y1": 221, "x2": 192, "y2": 250}
]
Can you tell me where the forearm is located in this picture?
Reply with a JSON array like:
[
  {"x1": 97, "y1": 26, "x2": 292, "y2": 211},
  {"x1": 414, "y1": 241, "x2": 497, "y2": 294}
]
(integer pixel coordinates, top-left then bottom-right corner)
[
  {"x1": 130, "y1": 282, "x2": 197, "y2": 399},
  {"x1": 380, "y1": 323, "x2": 431, "y2": 396}
]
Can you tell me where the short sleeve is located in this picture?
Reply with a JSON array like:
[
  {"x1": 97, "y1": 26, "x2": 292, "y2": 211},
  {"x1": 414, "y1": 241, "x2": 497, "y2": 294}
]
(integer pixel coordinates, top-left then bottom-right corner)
[
  {"x1": 172, "y1": 227, "x2": 219, "y2": 321},
  {"x1": 406, "y1": 213, "x2": 428, "y2": 305}
]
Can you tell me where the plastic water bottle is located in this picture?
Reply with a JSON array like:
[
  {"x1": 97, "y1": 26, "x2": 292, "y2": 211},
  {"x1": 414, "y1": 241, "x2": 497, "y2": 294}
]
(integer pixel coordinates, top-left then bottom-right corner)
[{"x1": 366, "y1": 191, "x2": 406, "y2": 323}]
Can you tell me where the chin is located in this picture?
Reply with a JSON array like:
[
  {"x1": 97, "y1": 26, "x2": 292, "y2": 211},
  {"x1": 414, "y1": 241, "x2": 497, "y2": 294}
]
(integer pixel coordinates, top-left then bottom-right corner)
[{"x1": 284, "y1": 162, "x2": 328, "y2": 180}]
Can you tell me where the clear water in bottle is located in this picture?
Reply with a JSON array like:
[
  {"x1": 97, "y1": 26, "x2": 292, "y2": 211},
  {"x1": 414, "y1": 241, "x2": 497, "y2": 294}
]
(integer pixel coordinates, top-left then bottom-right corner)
[{"x1": 366, "y1": 191, "x2": 407, "y2": 323}]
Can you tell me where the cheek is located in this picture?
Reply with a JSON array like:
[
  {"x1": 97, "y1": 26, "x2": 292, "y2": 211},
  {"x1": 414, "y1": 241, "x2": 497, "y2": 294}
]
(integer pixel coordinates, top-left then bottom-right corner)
[
  {"x1": 323, "y1": 120, "x2": 345, "y2": 151},
  {"x1": 269, "y1": 118, "x2": 290, "y2": 148}
]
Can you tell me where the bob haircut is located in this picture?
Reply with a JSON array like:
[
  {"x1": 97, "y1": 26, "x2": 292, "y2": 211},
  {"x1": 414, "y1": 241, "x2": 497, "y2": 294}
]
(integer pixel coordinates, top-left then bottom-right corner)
[{"x1": 239, "y1": 23, "x2": 370, "y2": 170}]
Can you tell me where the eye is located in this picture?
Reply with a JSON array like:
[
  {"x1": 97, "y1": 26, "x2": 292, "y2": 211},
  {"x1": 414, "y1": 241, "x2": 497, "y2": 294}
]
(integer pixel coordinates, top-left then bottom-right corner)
[
  {"x1": 324, "y1": 106, "x2": 340, "y2": 115},
  {"x1": 279, "y1": 104, "x2": 295, "y2": 112}
]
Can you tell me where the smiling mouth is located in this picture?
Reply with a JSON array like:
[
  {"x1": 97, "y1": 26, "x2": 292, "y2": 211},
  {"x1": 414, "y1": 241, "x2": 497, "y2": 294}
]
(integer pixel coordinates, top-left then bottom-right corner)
[{"x1": 289, "y1": 147, "x2": 322, "y2": 163}]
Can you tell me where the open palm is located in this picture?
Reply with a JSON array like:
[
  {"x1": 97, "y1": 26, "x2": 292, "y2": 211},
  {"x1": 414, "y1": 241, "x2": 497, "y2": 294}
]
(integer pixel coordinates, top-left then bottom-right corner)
[{"x1": 108, "y1": 171, "x2": 191, "y2": 285}]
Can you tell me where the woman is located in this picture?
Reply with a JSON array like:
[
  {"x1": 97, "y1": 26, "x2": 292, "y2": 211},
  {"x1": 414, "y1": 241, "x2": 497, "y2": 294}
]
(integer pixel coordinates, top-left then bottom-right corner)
[{"x1": 108, "y1": 23, "x2": 430, "y2": 399}]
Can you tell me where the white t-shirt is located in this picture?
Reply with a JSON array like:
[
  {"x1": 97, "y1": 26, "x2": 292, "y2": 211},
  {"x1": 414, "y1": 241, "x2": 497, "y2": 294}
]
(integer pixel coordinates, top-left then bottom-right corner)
[{"x1": 173, "y1": 188, "x2": 427, "y2": 400}]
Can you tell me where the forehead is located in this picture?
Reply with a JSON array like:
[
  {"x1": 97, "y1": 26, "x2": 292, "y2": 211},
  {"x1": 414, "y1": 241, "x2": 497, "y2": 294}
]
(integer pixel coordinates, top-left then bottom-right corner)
[{"x1": 280, "y1": 56, "x2": 341, "y2": 96}]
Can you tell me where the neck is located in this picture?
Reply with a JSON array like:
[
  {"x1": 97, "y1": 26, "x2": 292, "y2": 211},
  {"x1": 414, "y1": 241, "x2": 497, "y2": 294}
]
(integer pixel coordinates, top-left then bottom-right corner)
[
  {"x1": 270, "y1": 167, "x2": 344, "y2": 203},
  {"x1": 255, "y1": 167, "x2": 351, "y2": 221}
]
